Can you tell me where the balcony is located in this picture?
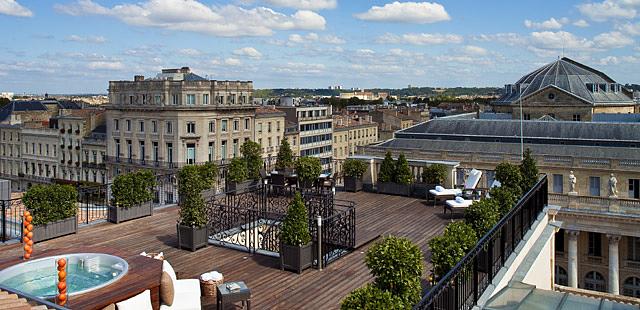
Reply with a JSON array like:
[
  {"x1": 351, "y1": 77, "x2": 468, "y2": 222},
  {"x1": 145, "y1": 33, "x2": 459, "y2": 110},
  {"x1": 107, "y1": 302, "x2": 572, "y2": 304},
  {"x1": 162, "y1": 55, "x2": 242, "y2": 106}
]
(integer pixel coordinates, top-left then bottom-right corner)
[{"x1": 548, "y1": 193, "x2": 640, "y2": 216}]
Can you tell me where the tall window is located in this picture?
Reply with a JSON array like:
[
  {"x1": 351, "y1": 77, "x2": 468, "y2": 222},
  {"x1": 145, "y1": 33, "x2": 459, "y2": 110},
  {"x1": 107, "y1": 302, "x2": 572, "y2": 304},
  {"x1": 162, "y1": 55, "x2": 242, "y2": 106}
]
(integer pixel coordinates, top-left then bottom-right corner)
[
  {"x1": 167, "y1": 143, "x2": 173, "y2": 164},
  {"x1": 166, "y1": 121, "x2": 173, "y2": 134},
  {"x1": 623, "y1": 277, "x2": 640, "y2": 298},
  {"x1": 152, "y1": 142, "x2": 159, "y2": 162},
  {"x1": 208, "y1": 142, "x2": 215, "y2": 161},
  {"x1": 257, "y1": 123, "x2": 262, "y2": 133},
  {"x1": 126, "y1": 120, "x2": 131, "y2": 132},
  {"x1": 203, "y1": 94, "x2": 209, "y2": 105},
  {"x1": 554, "y1": 265, "x2": 568, "y2": 286},
  {"x1": 209, "y1": 120, "x2": 216, "y2": 133},
  {"x1": 139, "y1": 120, "x2": 145, "y2": 133},
  {"x1": 630, "y1": 179, "x2": 640, "y2": 199},
  {"x1": 114, "y1": 119, "x2": 119, "y2": 131},
  {"x1": 186, "y1": 143, "x2": 195, "y2": 164},
  {"x1": 584, "y1": 271, "x2": 606, "y2": 292},
  {"x1": 553, "y1": 174, "x2": 563, "y2": 193},
  {"x1": 233, "y1": 119, "x2": 239, "y2": 132},
  {"x1": 588, "y1": 232, "x2": 601, "y2": 257},
  {"x1": 268, "y1": 122, "x2": 272, "y2": 133},
  {"x1": 186, "y1": 94, "x2": 196, "y2": 105},
  {"x1": 221, "y1": 120, "x2": 228, "y2": 132},
  {"x1": 115, "y1": 139, "x2": 120, "y2": 159},
  {"x1": 139, "y1": 141, "x2": 145, "y2": 161},
  {"x1": 244, "y1": 118, "x2": 250, "y2": 131},
  {"x1": 589, "y1": 176, "x2": 600, "y2": 196},
  {"x1": 154, "y1": 95, "x2": 161, "y2": 105},
  {"x1": 152, "y1": 120, "x2": 157, "y2": 133},
  {"x1": 221, "y1": 140, "x2": 227, "y2": 160},
  {"x1": 126, "y1": 140, "x2": 132, "y2": 160},
  {"x1": 172, "y1": 94, "x2": 179, "y2": 105},
  {"x1": 233, "y1": 139, "x2": 239, "y2": 157},
  {"x1": 186, "y1": 122, "x2": 196, "y2": 134},
  {"x1": 629, "y1": 237, "x2": 640, "y2": 261}
]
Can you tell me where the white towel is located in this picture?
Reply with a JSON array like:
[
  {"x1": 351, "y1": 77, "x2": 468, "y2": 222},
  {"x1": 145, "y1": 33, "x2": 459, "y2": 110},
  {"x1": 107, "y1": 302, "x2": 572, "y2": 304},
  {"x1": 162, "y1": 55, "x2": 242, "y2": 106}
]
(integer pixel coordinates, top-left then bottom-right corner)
[
  {"x1": 435, "y1": 186, "x2": 445, "y2": 192},
  {"x1": 200, "y1": 271, "x2": 223, "y2": 282},
  {"x1": 455, "y1": 196, "x2": 465, "y2": 203}
]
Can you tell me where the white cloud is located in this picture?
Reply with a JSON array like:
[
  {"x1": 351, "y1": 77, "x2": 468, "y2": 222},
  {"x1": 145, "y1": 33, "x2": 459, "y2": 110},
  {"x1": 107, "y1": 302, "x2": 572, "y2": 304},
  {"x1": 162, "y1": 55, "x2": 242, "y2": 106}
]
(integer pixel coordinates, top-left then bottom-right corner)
[
  {"x1": 354, "y1": 1, "x2": 450, "y2": 24},
  {"x1": 377, "y1": 32, "x2": 463, "y2": 45},
  {"x1": 55, "y1": 0, "x2": 326, "y2": 37},
  {"x1": 0, "y1": 0, "x2": 32, "y2": 17},
  {"x1": 263, "y1": 0, "x2": 336, "y2": 10},
  {"x1": 287, "y1": 32, "x2": 345, "y2": 45},
  {"x1": 356, "y1": 49, "x2": 376, "y2": 57},
  {"x1": 460, "y1": 45, "x2": 488, "y2": 56},
  {"x1": 593, "y1": 31, "x2": 634, "y2": 48},
  {"x1": 178, "y1": 48, "x2": 202, "y2": 56},
  {"x1": 577, "y1": 0, "x2": 636, "y2": 21},
  {"x1": 530, "y1": 31, "x2": 595, "y2": 51},
  {"x1": 473, "y1": 33, "x2": 526, "y2": 46},
  {"x1": 573, "y1": 19, "x2": 590, "y2": 27},
  {"x1": 275, "y1": 62, "x2": 326, "y2": 74},
  {"x1": 524, "y1": 17, "x2": 567, "y2": 30},
  {"x1": 65, "y1": 34, "x2": 107, "y2": 44},
  {"x1": 617, "y1": 22, "x2": 640, "y2": 35},
  {"x1": 87, "y1": 61, "x2": 125, "y2": 70},
  {"x1": 224, "y1": 58, "x2": 242, "y2": 66},
  {"x1": 233, "y1": 47, "x2": 263, "y2": 59}
]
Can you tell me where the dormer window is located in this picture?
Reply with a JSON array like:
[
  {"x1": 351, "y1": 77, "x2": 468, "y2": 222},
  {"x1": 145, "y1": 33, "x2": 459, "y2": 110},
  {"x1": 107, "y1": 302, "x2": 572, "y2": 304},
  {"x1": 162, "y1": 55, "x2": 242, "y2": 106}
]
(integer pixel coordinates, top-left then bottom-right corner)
[{"x1": 598, "y1": 84, "x2": 607, "y2": 92}]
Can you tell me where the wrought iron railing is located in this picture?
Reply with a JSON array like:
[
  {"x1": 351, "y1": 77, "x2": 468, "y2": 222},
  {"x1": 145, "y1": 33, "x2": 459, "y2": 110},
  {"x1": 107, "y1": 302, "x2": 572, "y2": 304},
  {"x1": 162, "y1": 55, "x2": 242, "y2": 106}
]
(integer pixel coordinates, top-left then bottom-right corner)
[
  {"x1": 1, "y1": 198, "x2": 24, "y2": 242},
  {"x1": 414, "y1": 175, "x2": 548, "y2": 310}
]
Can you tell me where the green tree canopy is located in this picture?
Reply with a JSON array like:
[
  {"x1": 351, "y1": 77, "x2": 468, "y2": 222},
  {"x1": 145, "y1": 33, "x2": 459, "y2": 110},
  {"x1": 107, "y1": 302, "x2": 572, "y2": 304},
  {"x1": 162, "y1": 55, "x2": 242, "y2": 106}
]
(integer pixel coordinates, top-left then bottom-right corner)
[
  {"x1": 495, "y1": 162, "x2": 523, "y2": 196},
  {"x1": 281, "y1": 192, "x2": 311, "y2": 246},
  {"x1": 378, "y1": 152, "x2": 395, "y2": 183},
  {"x1": 275, "y1": 138, "x2": 294, "y2": 171},
  {"x1": 428, "y1": 221, "x2": 478, "y2": 278},
  {"x1": 520, "y1": 148, "x2": 539, "y2": 192},
  {"x1": 227, "y1": 157, "x2": 248, "y2": 183},
  {"x1": 394, "y1": 154, "x2": 413, "y2": 185},
  {"x1": 241, "y1": 140, "x2": 263, "y2": 180}
]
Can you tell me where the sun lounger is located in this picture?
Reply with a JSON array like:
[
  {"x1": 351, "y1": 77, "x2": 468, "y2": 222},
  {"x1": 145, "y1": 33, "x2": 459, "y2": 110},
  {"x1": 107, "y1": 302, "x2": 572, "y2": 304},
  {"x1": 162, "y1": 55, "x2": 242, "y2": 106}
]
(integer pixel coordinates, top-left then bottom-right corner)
[
  {"x1": 445, "y1": 197, "x2": 475, "y2": 214},
  {"x1": 428, "y1": 169, "x2": 483, "y2": 206}
]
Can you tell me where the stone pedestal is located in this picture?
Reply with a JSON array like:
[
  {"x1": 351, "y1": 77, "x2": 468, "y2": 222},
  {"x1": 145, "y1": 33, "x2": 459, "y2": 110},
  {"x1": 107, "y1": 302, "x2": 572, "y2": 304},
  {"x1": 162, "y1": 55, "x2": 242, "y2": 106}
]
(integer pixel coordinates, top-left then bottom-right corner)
[
  {"x1": 607, "y1": 234, "x2": 621, "y2": 295},
  {"x1": 568, "y1": 230, "x2": 580, "y2": 288}
]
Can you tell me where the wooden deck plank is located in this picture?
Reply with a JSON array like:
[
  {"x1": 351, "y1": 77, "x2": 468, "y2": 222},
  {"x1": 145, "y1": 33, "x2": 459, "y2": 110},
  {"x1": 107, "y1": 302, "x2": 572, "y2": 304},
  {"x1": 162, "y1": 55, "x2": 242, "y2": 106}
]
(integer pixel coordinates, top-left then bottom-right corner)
[{"x1": 0, "y1": 191, "x2": 450, "y2": 310}]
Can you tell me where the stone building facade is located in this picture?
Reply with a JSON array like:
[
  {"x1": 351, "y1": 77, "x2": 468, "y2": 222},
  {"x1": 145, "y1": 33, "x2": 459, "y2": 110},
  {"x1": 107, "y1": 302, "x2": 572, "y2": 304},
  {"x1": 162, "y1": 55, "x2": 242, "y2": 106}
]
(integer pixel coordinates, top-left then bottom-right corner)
[
  {"x1": 279, "y1": 105, "x2": 333, "y2": 168},
  {"x1": 254, "y1": 106, "x2": 286, "y2": 159},
  {"x1": 105, "y1": 68, "x2": 255, "y2": 177}
]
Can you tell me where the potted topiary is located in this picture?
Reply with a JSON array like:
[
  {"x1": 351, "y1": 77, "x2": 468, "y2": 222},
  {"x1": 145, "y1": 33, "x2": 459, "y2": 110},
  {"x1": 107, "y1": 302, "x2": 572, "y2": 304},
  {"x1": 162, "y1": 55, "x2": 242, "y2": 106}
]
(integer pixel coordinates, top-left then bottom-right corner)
[
  {"x1": 273, "y1": 138, "x2": 294, "y2": 186},
  {"x1": 378, "y1": 153, "x2": 412, "y2": 196},
  {"x1": 225, "y1": 157, "x2": 255, "y2": 193},
  {"x1": 295, "y1": 156, "x2": 322, "y2": 189},
  {"x1": 280, "y1": 192, "x2": 313, "y2": 273},
  {"x1": 109, "y1": 169, "x2": 156, "y2": 223},
  {"x1": 23, "y1": 184, "x2": 78, "y2": 243},
  {"x1": 177, "y1": 163, "x2": 217, "y2": 251},
  {"x1": 343, "y1": 158, "x2": 367, "y2": 192},
  {"x1": 241, "y1": 140, "x2": 263, "y2": 183},
  {"x1": 418, "y1": 163, "x2": 448, "y2": 197}
]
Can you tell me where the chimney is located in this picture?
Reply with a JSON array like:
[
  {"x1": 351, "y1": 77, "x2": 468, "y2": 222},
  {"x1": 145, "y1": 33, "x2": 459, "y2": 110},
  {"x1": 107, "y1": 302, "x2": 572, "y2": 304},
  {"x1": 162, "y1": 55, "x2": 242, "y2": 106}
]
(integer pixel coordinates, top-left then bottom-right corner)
[{"x1": 134, "y1": 75, "x2": 145, "y2": 81}]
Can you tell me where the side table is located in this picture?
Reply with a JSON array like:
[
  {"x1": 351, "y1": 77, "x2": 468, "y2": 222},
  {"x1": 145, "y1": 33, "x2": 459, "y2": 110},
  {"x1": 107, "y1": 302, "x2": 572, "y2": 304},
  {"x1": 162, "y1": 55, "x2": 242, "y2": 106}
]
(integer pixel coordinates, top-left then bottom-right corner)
[{"x1": 216, "y1": 281, "x2": 251, "y2": 310}]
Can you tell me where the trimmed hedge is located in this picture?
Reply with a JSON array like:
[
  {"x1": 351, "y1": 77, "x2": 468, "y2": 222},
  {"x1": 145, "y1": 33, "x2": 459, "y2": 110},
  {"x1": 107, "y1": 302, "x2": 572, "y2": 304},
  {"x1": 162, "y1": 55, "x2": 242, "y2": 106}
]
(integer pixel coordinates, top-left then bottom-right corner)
[
  {"x1": 428, "y1": 222, "x2": 478, "y2": 278},
  {"x1": 422, "y1": 163, "x2": 448, "y2": 185},
  {"x1": 111, "y1": 169, "x2": 156, "y2": 208},
  {"x1": 394, "y1": 154, "x2": 413, "y2": 185},
  {"x1": 178, "y1": 163, "x2": 218, "y2": 228},
  {"x1": 520, "y1": 148, "x2": 539, "y2": 192},
  {"x1": 295, "y1": 156, "x2": 322, "y2": 185},
  {"x1": 281, "y1": 192, "x2": 311, "y2": 246},
  {"x1": 227, "y1": 157, "x2": 248, "y2": 183},
  {"x1": 241, "y1": 140, "x2": 263, "y2": 180},
  {"x1": 341, "y1": 283, "x2": 404, "y2": 310},
  {"x1": 275, "y1": 138, "x2": 294, "y2": 171},
  {"x1": 343, "y1": 159, "x2": 367, "y2": 179},
  {"x1": 23, "y1": 184, "x2": 77, "y2": 226},
  {"x1": 378, "y1": 152, "x2": 395, "y2": 183}
]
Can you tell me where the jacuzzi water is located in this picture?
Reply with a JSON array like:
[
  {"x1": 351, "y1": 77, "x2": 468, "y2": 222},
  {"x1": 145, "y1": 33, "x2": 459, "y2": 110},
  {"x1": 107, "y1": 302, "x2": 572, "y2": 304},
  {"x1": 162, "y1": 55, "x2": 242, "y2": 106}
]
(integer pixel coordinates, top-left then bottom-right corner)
[{"x1": 0, "y1": 253, "x2": 128, "y2": 298}]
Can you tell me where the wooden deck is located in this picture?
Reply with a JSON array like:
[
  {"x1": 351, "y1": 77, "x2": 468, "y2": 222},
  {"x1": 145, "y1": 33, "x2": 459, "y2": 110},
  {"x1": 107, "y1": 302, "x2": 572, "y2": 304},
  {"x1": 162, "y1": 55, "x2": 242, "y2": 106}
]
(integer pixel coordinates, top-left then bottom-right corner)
[{"x1": 0, "y1": 191, "x2": 452, "y2": 310}]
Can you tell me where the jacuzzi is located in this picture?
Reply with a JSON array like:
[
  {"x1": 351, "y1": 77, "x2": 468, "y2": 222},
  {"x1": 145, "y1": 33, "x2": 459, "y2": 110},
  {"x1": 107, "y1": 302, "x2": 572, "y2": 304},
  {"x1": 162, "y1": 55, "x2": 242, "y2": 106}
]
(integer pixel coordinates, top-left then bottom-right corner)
[{"x1": 0, "y1": 253, "x2": 128, "y2": 298}]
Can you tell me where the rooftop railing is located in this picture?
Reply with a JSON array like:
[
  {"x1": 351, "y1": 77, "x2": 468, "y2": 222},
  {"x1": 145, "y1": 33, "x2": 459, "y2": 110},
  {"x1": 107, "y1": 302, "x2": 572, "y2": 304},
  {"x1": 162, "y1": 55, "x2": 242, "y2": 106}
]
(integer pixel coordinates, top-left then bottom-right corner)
[{"x1": 415, "y1": 175, "x2": 548, "y2": 310}]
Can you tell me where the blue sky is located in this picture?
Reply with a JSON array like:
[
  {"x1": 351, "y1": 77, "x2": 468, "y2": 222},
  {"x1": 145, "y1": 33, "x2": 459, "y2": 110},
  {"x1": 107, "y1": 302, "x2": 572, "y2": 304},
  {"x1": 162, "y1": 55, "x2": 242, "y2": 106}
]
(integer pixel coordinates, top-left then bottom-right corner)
[{"x1": 1, "y1": 0, "x2": 639, "y2": 93}]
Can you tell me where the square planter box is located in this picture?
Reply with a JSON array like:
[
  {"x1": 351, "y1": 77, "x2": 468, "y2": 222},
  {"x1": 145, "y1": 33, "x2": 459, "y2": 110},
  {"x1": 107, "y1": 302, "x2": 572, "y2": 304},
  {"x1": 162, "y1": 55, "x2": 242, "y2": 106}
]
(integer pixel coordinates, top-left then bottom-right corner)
[
  {"x1": 412, "y1": 183, "x2": 436, "y2": 199},
  {"x1": 377, "y1": 182, "x2": 412, "y2": 196},
  {"x1": 280, "y1": 243, "x2": 313, "y2": 274},
  {"x1": 344, "y1": 176, "x2": 363, "y2": 192},
  {"x1": 177, "y1": 224, "x2": 208, "y2": 252},
  {"x1": 271, "y1": 173, "x2": 287, "y2": 186},
  {"x1": 226, "y1": 180, "x2": 259, "y2": 194},
  {"x1": 32, "y1": 216, "x2": 77, "y2": 243},
  {"x1": 108, "y1": 203, "x2": 153, "y2": 224}
]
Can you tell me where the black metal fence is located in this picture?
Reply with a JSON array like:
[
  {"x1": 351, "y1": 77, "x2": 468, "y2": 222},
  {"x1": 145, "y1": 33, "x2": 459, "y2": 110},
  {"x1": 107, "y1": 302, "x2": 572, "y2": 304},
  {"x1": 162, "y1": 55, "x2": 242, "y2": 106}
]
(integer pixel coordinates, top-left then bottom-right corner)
[
  {"x1": 414, "y1": 175, "x2": 548, "y2": 310},
  {"x1": 1, "y1": 198, "x2": 25, "y2": 242},
  {"x1": 206, "y1": 184, "x2": 356, "y2": 267}
]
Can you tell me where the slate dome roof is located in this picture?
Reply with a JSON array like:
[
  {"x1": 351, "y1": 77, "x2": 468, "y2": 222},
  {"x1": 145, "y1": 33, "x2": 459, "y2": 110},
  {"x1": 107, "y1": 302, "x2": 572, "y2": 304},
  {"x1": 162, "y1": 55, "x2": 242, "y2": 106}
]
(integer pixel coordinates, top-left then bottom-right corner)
[{"x1": 495, "y1": 57, "x2": 633, "y2": 105}]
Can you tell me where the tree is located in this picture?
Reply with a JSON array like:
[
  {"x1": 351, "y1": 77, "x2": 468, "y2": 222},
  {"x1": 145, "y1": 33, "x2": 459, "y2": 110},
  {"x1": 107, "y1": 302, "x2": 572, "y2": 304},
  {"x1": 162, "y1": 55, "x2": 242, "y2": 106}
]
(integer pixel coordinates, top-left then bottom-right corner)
[
  {"x1": 241, "y1": 140, "x2": 263, "y2": 180},
  {"x1": 178, "y1": 165, "x2": 209, "y2": 228},
  {"x1": 343, "y1": 158, "x2": 367, "y2": 179},
  {"x1": 275, "y1": 138, "x2": 294, "y2": 171},
  {"x1": 495, "y1": 162, "x2": 523, "y2": 196},
  {"x1": 394, "y1": 154, "x2": 413, "y2": 185},
  {"x1": 378, "y1": 152, "x2": 395, "y2": 183},
  {"x1": 428, "y1": 222, "x2": 478, "y2": 278},
  {"x1": 421, "y1": 164, "x2": 448, "y2": 185},
  {"x1": 295, "y1": 156, "x2": 322, "y2": 186},
  {"x1": 341, "y1": 284, "x2": 404, "y2": 310},
  {"x1": 489, "y1": 186, "x2": 518, "y2": 216},
  {"x1": 365, "y1": 236, "x2": 423, "y2": 307},
  {"x1": 520, "y1": 148, "x2": 539, "y2": 192},
  {"x1": 281, "y1": 192, "x2": 311, "y2": 246},
  {"x1": 464, "y1": 199, "x2": 501, "y2": 236},
  {"x1": 227, "y1": 157, "x2": 248, "y2": 183}
]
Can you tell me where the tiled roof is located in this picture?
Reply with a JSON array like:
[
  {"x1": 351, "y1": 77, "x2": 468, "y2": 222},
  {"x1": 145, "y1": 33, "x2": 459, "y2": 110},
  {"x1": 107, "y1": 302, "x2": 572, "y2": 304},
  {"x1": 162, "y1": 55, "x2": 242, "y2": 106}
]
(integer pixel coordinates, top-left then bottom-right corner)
[
  {"x1": 0, "y1": 101, "x2": 49, "y2": 122},
  {"x1": 495, "y1": 57, "x2": 634, "y2": 105}
]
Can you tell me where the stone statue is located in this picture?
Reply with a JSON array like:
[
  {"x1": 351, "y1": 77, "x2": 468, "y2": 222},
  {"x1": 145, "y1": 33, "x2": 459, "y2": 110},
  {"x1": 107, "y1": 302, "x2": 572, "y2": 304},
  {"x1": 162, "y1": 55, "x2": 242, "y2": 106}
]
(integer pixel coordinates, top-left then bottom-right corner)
[
  {"x1": 609, "y1": 173, "x2": 618, "y2": 197},
  {"x1": 568, "y1": 171, "x2": 577, "y2": 193}
]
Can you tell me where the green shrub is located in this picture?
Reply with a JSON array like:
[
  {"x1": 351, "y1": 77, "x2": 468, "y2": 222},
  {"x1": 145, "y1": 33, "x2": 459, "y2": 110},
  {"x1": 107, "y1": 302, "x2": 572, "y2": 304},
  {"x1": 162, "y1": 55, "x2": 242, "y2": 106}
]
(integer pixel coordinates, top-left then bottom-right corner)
[
  {"x1": 378, "y1": 152, "x2": 395, "y2": 183},
  {"x1": 23, "y1": 184, "x2": 78, "y2": 226},
  {"x1": 275, "y1": 138, "x2": 294, "y2": 171},
  {"x1": 281, "y1": 192, "x2": 311, "y2": 246},
  {"x1": 520, "y1": 148, "x2": 539, "y2": 192},
  {"x1": 227, "y1": 158, "x2": 248, "y2": 183},
  {"x1": 178, "y1": 164, "x2": 218, "y2": 228},
  {"x1": 365, "y1": 236, "x2": 424, "y2": 307},
  {"x1": 341, "y1": 283, "x2": 405, "y2": 310},
  {"x1": 241, "y1": 140, "x2": 263, "y2": 180},
  {"x1": 295, "y1": 156, "x2": 322, "y2": 185},
  {"x1": 495, "y1": 162, "x2": 523, "y2": 196},
  {"x1": 428, "y1": 222, "x2": 478, "y2": 278},
  {"x1": 489, "y1": 186, "x2": 519, "y2": 216},
  {"x1": 464, "y1": 199, "x2": 501, "y2": 236},
  {"x1": 343, "y1": 159, "x2": 367, "y2": 179},
  {"x1": 422, "y1": 163, "x2": 448, "y2": 185},
  {"x1": 111, "y1": 169, "x2": 156, "y2": 208},
  {"x1": 394, "y1": 154, "x2": 413, "y2": 185}
]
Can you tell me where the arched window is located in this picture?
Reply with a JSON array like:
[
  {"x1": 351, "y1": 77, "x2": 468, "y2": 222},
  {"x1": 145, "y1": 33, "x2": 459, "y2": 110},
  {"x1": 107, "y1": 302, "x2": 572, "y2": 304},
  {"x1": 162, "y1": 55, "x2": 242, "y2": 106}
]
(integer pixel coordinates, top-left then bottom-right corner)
[
  {"x1": 623, "y1": 277, "x2": 640, "y2": 298},
  {"x1": 584, "y1": 271, "x2": 606, "y2": 292},
  {"x1": 555, "y1": 265, "x2": 568, "y2": 286}
]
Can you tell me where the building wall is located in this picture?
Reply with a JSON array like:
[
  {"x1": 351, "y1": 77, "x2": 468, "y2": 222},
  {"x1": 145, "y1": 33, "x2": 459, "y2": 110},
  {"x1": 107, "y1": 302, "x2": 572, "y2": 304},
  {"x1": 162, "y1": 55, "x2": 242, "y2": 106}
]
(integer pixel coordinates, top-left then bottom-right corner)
[{"x1": 255, "y1": 113, "x2": 285, "y2": 159}]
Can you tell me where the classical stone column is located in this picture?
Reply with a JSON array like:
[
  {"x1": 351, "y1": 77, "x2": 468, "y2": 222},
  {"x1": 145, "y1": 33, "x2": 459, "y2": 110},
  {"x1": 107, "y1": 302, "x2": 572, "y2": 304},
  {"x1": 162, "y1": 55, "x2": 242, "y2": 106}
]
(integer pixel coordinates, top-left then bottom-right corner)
[
  {"x1": 568, "y1": 230, "x2": 580, "y2": 288},
  {"x1": 607, "y1": 234, "x2": 621, "y2": 294}
]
